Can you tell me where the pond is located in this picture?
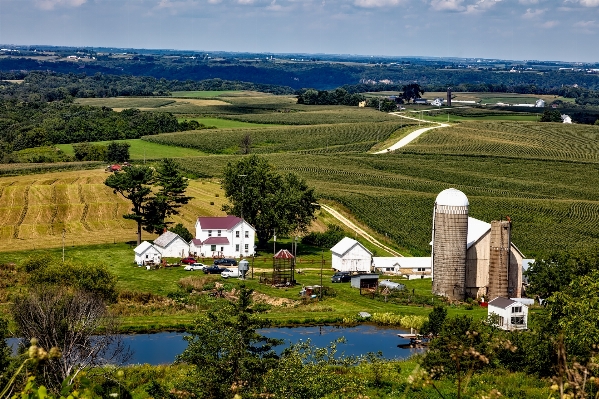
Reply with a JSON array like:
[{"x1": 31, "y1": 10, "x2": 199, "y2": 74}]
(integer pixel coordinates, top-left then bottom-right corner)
[{"x1": 8, "y1": 325, "x2": 424, "y2": 365}]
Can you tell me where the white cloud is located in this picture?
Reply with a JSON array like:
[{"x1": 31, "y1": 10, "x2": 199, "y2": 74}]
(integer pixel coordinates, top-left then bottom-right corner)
[
  {"x1": 354, "y1": 0, "x2": 402, "y2": 8},
  {"x1": 540, "y1": 20, "x2": 559, "y2": 28},
  {"x1": 518, "y1": 0, "x2": 539, "y2": 4},
  {"x1": 578, "y1": 0, "x2": 599, "y2": 6},
  {"x1": 35, "y1": 0, "x2": 86, "y2": 10},
  {"x1": 430, "y1": 0, "x2": 464, "y2": 11},
  {"x1": 522, "y1": 7, "x2": 544, "y2": 18},
  {"x1": 575, "y1": 20, "x2": 596, "y2": 27}
]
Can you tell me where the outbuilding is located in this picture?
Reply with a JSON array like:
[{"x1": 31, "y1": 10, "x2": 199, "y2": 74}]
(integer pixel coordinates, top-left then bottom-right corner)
[
  {"x1": 153, "y1": 231, "x2": 189, "y2": 258},
  {"x1": 373, "y1": 257, "x2": 431, "y2": 279},
  {"x1": 488, "y1": 297, "x2": 528, "y2": 331},
  {"x1": 134, "y1": 241, "x2": 162, "y2": 266},
  {"x1": 330, "y1": 237, "x2": 372, "y2": 273},
  {"x1": 350, "y1": 273, "x2": 379, "y2": 291}
]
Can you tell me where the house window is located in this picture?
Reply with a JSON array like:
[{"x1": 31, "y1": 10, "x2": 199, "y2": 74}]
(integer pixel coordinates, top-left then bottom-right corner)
[
  {"x1": 511, "y1": 316, "x2": 525, "y2": 325},
  {"x1": 220, "y1": 246, "x2": 224, "y2": 252},
  {"x1": 245, "y1": 231, "x2": 249, "y2": 238},
  {"x1": 217, "y1": 230, "x2": 221, "y2": 237},
  {"x1": 210, "y1": 245, "x2": 216, "y2": 251},
  {"x1": 145, "y1": 255, "x2": 148, "y2": 259},
  {"x1": 208, "y1": 230, "x2": 212, "y2": 237},
  {"x1": 417, "y1": 268, "x2": 426, "y2": 272},
  {"x1": 236, "y1": 231, "x2": 240, "y2": 238},
  {"x1": 244, "y1": 244, "x2": 249, "y2": 251},
  {"x1": 236, "y1": 244, "x2": 240, "y2": 251},
  {"x1": 512, "y1": 306, "x2": 522, "y2": 313},
  {"x1": 498, "y1": 316, "x2": 504, "y2": 326}
]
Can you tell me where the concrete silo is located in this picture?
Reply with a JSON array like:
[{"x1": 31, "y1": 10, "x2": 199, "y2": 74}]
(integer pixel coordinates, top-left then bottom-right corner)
[
  {"x1": 432, "y1": 188, "x2": 469, "y2": 300},
  {"x1": 487, "y1": 220, "x2": 511, "y2": 300}
]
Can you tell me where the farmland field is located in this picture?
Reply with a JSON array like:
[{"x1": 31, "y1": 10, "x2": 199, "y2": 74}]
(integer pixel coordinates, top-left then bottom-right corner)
[
  {"x1": 170, "y1": 90, "x2": 243, "y2": 98},
  {"x1": 56, "y1": 139, "x2": 207, "y2": 159},
  {"x1": 143, "y1": 121, "x2": 417, "y2": 154},
  {"x1": 178, "y1": 117, "x2": 276, "y2": 128},
  {"x1": 0, "y1": 170, "x2": 230, "y2": 252}
]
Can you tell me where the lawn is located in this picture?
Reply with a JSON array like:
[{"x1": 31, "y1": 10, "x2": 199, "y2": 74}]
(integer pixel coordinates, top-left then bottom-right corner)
[{"x1": 56, "y1": 139, "x2": 207, "y2": 159}]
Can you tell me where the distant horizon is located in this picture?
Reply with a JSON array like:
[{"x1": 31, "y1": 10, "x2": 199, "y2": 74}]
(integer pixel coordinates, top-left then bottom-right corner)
[
  {"x1": 0, "y1": 42, "x2": 594, "y2": 66},
  {"x1": 2, "y1": 0, "x2": 599, "y2": 63}
]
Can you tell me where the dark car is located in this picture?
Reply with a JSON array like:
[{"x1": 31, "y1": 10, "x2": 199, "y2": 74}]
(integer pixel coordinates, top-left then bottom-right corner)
[
  {"x1": 331, "y1": 271, "x2": 351, "y2": 283},
  {"x1": 213, "y1": 258, "x2": 238, "y2": 266},
  {"x1": 203, "y1": 265, "x2": 228, "y2": 274},
  {"x1": 180, "y1": 257, "x2": 197, "y2": 265}
]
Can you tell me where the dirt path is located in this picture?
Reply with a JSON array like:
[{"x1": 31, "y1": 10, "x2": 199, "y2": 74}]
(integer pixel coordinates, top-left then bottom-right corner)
[
  {"x1": 374, "y1": 113, "x2": 450, "y2": 154},
  {"x1": 319, "y1": 203, "x2": 402, "y2": 257}
]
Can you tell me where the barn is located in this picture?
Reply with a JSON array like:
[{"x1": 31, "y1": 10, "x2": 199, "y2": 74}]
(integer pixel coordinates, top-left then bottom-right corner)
[
  {"x1": 153, "y1": 231, "x2": 189, "y2": 258},
  {"x1": 330, "y1": 237, "x2": 372, "y2": 273}
]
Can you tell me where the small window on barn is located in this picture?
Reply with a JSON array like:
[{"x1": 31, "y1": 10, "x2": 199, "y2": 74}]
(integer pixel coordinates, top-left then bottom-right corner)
[
  {"x1": 236, "y1": 231, "x2": 240, "y2": 238},
  {"x1": 236, "y1": 244, "x2": 239, "y2": 251},
  {"x1": 217, "y1": 230, "x2": 221, "y2": 237},
  {"x1": 145, "y1": 255, "x2": 148, "y2": 259},
  {"x1": 512, "y1": 306, "x2": 522, "y2": 313},
  {"x1": 208, "y1": 230, "x2": 212, "y2": 237}
]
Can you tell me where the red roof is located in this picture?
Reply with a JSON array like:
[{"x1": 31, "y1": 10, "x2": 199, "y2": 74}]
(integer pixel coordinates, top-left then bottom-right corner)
[
  {"x1": 274, "y1": 249, "x2": 294, "y2": 259},
  {"x1": 190, "y1": 239, "x2": 203, "y2": 245},
  {"x1": 197, "y1": 215, "x2": 242, "y2": 230},
  {"x1": 203, "y1": 237, "x2": 230, "y2": 245}
]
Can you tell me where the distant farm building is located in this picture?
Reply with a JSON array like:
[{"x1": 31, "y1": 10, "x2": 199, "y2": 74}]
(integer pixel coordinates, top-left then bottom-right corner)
[
  {"x1": 134, "y1": 241, "x2": 161, "y2": 265},
  {"x1": 535, "y1": 99, "x2": 545, "y2": 107},
  {"x1": 358, "y1": 101, "x2": 367, "y2": 107},
  {"x1": 562, "y1": 114, "x2": 572, "y2": 124},
  {"x1": 431, "y1": 98, "x2": 444, "y2": 107},
  {"x1": 372, "y1": 257, "x2": 431, "y2": 279},
  {"x1": 153, "y1": 231, "x2": 189, "y2": 258},
  {"x1": 414, "y1": 98, "x2": 428, "y2": 105},
  {"x1": 331, "y1": 237, "x2": 372, "y2": 273},
  {"x1": 431, "y1": 188, "x2": 523, "y2": 301},
  {"x1": 488, "y1": 297, "x2": 528, "y2": 331}
]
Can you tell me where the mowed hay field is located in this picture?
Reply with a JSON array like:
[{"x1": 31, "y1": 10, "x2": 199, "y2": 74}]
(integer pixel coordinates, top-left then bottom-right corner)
[{"x1": 0, "y1": 169, "x2": 229, "y2": 252}]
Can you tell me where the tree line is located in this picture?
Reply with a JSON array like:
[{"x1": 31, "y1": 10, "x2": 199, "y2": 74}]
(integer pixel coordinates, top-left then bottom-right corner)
[
  {"x1": 0, "y1": 71, "x2": 294, "y2": 102},
  {"x1": 0, "y1": 100, "x2": 204, "y2": 161}
]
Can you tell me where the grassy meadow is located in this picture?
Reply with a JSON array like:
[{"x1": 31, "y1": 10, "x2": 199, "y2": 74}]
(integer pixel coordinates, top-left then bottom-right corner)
[{"x1": 56, "y1": 139, "x2": 207, "y2": 160}]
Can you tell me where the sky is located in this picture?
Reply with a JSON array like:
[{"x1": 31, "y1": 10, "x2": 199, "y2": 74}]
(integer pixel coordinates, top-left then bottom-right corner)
[{"x1": 1, "y1": 0, "x2": 599, "y2": 62}]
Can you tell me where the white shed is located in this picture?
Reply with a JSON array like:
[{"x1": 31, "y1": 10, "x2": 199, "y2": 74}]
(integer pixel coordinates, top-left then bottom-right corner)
[
  {"x1": 134, "y1": 241, "x2": 162, "y2": 265},
  {"x1": 488, "y1": 297, "x2": 528, "y2": 331},
  {"x1": 154, "y1": 231, "x2": 189, "y2": 258},
  {"x1": 373, "y1": 256, "x2": 431, "y2": 279},
  {"x1": 330, "y1": 237, "x2": 372, "y2": 273}
]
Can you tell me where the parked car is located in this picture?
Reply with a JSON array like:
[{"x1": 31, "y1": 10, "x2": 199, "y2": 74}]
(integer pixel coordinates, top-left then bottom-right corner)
[
  {"x1": 180, "y1": 257, "x2": 197, "y2": 265},
  {"x1": 184, "y1": 263, "x2": 205, "y2": 271},
  {"x1": 331, "y1": 271, "x2": 351, "y2": 283},
  {"x1": 203, "y1": 265, "x2": 228, "y2": 274},
  {"x1": 214, "y1": 258, "x2": 238, "y2": 266},
  {"x1": 221, "y1": 268, "x2": 240, "y2": 279}
]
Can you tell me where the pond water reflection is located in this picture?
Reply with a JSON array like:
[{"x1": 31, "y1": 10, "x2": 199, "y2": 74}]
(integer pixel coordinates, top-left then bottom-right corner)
[{"x1": 8, "y1": 325, "x2": 424, "y2": 365}]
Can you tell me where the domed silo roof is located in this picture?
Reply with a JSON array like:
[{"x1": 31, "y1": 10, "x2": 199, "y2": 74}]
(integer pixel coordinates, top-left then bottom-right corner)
[{"x1": 435, "y1": 188, "x2": 469, "y2": 207}]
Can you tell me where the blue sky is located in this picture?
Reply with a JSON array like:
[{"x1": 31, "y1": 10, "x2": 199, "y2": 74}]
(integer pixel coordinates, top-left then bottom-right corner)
[{"x1": 1, "y1": 0, "x2": 599, "y2": 62}]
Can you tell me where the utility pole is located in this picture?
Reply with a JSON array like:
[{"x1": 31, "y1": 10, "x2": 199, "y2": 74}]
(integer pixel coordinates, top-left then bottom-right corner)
[
  {"x1": 238, "y1": 174, "x2": 247, "y2": 259},
  {"x1": 62, "y1": 229, "x2": 66, "y2": 262}
]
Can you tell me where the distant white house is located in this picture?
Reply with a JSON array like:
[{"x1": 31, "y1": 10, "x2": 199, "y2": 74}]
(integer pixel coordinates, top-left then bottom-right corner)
[
  {"x1": 330, "y1": 237, "x2": 372, "y2": 272},
  {"x1": 535, "y1": 99, "x2": 545, "y2": 107},
  {"x1": 134, "y1": 241, "x2": 161, "y2": 265},
  {"x1": 194, "y1": 215, "x2": 256, "y2": 258},
  {"x1": 414, "y1": 98, "x2": 428, "y2": 105},
  {"x1": 154, "y1": 231, "x2": 189, "y2": 258},
  {"x1": 488, "y1": 297, "x2": 528, "y2": 331},
  {"x1": 373, "y1": 257, "x2": 431, "y2": 279},
  {"x1": 562, "y1": 114, "x2": 572, "y2": 124}
]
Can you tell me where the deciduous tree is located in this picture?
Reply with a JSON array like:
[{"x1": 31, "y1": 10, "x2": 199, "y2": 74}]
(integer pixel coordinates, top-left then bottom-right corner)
[{"x1": 222, "y1": 155, "x2": 319, "y2": 248}]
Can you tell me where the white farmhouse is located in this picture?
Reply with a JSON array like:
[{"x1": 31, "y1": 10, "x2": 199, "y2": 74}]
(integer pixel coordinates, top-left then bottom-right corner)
[
  {"x1": 373, "y1": 257, "x2": 431, "y2": 279},
  {"x1": 488, "y1": 297, "x2": 528, "y2": 331},
  {"x1": 194, "y1": 215, "x2": 256, "y2": 258},
  {"x1": 330, "y1": 237, "x2": 372, "y2": 273},
  {"x1": 134, "y1": 241, "x2": 161, "y2": 265},
  {"x1": 153, "y1": 231, "x2": 189, "y2": 258}
]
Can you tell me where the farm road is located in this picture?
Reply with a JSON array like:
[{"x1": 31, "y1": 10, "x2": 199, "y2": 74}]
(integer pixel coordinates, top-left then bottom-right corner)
[
  {"x1": 319, "y1": 203, "x2": 402, "y2": 257},
  {"x1": 374, "y1": 113, "x2": 450, "y2": 154}
]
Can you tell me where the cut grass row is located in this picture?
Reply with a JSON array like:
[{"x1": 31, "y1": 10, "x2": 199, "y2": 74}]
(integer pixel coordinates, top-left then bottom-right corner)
[{"x1": 56, "y1": 139, "x2": 207, "y2": 159}]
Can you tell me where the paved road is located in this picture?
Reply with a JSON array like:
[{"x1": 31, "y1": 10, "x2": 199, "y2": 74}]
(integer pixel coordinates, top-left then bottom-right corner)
[
  {"x1": 374, "y1": 113, "x2": 450, "y2": 154},
  {"x1": 319, "y1": 203, "x2": 402, "y2": 257}
]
